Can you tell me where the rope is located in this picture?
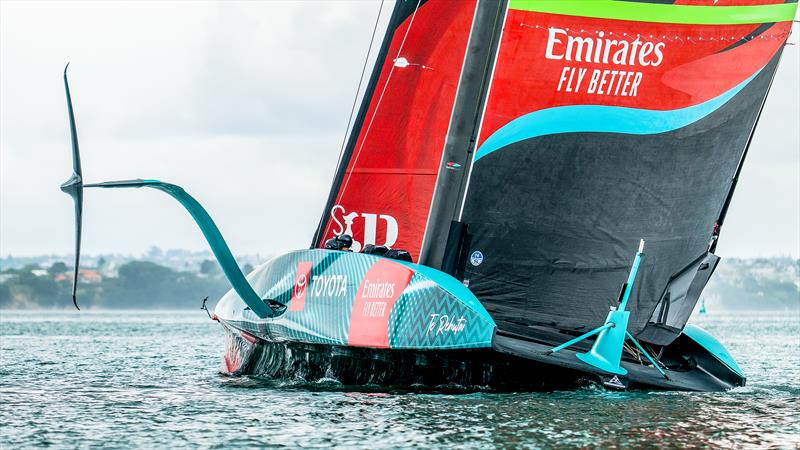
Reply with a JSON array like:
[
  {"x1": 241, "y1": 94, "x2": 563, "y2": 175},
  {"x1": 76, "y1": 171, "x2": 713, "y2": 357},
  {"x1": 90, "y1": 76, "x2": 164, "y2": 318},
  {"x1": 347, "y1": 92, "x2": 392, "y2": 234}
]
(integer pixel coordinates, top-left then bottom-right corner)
[
  {"x1": 334, "y1": 0, "x2": 424, "y2": 212},
  {"x1": 333, "y1": 0, "x2": 386, "y2": 171}
]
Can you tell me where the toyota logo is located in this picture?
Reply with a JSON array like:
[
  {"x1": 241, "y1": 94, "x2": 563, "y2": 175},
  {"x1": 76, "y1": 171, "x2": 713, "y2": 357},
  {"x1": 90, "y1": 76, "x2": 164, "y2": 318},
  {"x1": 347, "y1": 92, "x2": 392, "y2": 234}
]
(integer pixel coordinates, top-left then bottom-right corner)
[{"x1": 294, "y1": 273, "x2": 308, "y2": 299}]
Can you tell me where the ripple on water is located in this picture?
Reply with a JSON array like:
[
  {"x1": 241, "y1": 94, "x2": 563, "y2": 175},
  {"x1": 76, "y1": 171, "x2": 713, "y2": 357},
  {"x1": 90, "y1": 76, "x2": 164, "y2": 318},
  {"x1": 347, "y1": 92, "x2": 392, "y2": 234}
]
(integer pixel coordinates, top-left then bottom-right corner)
[{"x1": 1, "y1": 310, "x2": 798, "y2": 448}]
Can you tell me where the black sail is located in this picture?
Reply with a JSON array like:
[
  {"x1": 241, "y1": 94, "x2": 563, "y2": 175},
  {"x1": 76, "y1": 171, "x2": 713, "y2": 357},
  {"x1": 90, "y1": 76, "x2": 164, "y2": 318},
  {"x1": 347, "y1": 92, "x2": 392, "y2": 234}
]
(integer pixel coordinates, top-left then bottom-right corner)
[{"x1": 451, "y1": 1, "x2": 796, "y2": 345}]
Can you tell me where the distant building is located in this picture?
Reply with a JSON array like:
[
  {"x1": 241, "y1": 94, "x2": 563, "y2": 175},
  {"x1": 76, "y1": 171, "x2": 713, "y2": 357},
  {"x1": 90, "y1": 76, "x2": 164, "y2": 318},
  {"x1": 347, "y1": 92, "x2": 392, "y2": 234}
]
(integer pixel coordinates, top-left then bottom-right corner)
[
  {"x1": 97, "y1": 260, "x2": 120, "y2": 278},
  {"x1": 52, "y1": 270, "x2": 103, "y2": 284},
  {"x1": 79, "y1": 270, "x2": 102, "y2": 284}
]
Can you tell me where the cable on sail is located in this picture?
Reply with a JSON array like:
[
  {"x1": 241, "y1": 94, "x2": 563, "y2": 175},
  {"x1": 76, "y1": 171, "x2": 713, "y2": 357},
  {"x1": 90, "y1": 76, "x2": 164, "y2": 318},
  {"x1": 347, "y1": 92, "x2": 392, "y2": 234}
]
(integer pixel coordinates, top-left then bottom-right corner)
[
  {"x1": 335, "y1": 0, "x2": 423, "y2": 204},
  {"x1": 333, "y1": 0, "x2": 386, "y2": 172}
]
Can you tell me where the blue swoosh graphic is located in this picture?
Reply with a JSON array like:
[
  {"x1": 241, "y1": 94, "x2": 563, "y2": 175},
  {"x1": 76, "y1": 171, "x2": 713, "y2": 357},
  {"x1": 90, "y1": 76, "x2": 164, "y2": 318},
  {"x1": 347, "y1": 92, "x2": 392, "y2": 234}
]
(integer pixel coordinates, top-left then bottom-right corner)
[{"x1": 474, "y1": 69, "x2": 762, "y2": 161}]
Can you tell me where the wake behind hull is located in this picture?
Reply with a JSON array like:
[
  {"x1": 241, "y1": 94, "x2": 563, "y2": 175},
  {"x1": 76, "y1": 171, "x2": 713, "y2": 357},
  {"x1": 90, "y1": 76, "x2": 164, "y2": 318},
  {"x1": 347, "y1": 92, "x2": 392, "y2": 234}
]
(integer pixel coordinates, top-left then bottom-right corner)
[
  {"x1": 220, "y1": 322, "x2": 582, "y2": 391},
  {"x1": 220, "y1": 321, "x2": 742, "y2": 392},
  {"x1": 221, "y1": 321, "x2": 599, "y2": 391}
]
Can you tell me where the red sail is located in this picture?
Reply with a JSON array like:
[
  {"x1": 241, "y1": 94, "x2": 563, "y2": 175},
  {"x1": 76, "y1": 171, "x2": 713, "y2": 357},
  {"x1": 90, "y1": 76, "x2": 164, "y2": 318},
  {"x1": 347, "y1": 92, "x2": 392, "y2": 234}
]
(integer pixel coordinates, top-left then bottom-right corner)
[
  {"x1": 316, "y1": 0, "x2": 477, "y2": 259},
  {"x1": 476, "y1": 6, "x2": 790, "y2": 146}
]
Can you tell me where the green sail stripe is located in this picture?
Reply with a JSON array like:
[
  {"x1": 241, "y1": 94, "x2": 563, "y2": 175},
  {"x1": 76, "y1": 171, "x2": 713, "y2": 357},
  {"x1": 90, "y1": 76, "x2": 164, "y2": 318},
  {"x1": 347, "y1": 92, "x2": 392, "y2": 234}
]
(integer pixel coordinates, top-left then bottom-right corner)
[{"x1": 509, "y1": 0, "x2": 798, "y2": 25}]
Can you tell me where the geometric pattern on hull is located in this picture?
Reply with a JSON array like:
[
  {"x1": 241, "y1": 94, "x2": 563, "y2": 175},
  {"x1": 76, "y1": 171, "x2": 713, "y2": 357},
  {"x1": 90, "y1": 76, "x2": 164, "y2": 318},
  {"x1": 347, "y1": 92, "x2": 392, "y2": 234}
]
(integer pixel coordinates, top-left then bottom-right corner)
[{"x1": 215, "y1": 249, "x2": 495, "y2": 350}]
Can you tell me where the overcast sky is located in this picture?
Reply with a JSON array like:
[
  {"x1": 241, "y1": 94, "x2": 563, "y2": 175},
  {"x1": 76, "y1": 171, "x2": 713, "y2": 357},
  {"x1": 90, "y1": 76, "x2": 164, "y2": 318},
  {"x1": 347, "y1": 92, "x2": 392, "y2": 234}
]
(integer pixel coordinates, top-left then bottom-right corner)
[{"x1": 1, "y1": 1, "x2": 798, "y2": 260}]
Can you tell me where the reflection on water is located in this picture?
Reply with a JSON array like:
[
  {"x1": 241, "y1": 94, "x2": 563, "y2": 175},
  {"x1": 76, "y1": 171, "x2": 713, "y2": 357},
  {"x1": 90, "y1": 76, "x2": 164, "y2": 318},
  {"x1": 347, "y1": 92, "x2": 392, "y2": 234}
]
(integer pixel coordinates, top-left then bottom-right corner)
[{"x1": 1, "y1": 310, "x2": 797, "y2": 448}]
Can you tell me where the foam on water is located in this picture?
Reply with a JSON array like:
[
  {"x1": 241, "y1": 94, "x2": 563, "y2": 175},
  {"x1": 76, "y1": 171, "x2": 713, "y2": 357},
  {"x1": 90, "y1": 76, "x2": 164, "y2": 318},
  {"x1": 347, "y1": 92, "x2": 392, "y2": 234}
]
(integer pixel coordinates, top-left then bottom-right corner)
[{"x1": 1, "y1": 310, "x2": 798, "y2": 448}]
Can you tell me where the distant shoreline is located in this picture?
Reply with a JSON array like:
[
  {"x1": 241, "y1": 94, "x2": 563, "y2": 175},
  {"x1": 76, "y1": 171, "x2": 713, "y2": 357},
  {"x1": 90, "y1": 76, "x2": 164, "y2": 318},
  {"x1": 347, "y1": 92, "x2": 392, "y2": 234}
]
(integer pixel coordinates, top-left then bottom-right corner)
[{"x1": 1, "y1": 255, "x2": 797, "y2": 311}]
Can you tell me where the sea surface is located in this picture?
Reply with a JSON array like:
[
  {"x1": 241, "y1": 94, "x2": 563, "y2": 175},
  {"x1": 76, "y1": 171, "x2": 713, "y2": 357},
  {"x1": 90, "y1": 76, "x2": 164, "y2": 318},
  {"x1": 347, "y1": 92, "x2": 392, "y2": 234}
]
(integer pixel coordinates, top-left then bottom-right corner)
[{"x1": 1, "y1": 310, "x2": 798, "y2": 449}]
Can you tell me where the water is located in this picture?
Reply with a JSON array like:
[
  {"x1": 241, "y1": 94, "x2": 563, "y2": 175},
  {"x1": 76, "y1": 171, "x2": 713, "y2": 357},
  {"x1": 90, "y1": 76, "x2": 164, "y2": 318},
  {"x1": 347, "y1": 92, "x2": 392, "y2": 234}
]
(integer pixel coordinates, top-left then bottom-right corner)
[{"x1": 1, "y1": 310, "x2": 798, "y2": 448}]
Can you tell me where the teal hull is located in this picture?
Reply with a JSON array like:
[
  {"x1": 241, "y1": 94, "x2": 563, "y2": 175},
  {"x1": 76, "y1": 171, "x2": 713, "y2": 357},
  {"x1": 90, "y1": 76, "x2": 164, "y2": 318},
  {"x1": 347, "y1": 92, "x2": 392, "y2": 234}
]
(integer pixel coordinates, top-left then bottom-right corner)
[{"x1": 214, "y1": 249, "x2": 496, "y2": 351}]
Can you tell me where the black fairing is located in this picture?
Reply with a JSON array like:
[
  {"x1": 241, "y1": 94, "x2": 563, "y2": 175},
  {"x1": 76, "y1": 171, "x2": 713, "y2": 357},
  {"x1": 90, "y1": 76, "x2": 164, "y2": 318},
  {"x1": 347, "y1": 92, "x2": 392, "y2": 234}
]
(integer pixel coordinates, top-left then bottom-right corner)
[{"x1": 640, "y1": 253, "x2": 720, "y2": 345}]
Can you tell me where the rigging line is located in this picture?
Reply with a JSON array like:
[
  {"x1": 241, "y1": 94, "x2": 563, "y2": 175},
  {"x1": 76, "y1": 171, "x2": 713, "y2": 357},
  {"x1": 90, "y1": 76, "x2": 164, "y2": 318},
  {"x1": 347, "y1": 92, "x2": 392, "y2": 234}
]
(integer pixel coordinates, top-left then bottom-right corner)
[
  {"x1": 333, "y1": 0, "x2": 424, "y2": 213},
  {"x1": 333, "y1": 0, "x2": 386, "y2": 171}
]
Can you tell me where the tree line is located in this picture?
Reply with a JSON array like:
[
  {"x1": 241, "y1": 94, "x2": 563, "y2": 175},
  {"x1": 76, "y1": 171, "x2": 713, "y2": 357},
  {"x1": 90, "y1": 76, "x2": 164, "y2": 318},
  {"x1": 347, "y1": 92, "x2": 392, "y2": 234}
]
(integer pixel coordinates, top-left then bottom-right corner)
[{"x1": 0, "y1": 260, "x2": 234, "y2": 309}]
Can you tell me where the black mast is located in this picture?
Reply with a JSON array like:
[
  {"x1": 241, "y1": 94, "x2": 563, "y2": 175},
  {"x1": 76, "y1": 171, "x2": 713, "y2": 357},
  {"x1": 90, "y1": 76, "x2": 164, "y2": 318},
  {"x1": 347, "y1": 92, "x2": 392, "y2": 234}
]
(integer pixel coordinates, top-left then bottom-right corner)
[{"x1": 418, "y1": 0, "x2": 508, "y2": 269}]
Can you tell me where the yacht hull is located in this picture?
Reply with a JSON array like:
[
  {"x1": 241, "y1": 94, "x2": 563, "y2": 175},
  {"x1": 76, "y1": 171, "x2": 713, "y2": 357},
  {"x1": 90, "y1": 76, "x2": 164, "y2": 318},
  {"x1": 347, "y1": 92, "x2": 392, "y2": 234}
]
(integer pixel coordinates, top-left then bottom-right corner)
[{"x1": 214, "y1": 249, "x2": 745, "y2": 392}]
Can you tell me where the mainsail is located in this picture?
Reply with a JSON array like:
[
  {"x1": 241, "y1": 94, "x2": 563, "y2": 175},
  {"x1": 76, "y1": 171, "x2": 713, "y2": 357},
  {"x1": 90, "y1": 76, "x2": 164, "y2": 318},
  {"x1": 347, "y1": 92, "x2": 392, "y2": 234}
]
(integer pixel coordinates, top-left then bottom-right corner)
[
  {"x1": 315, "y1": 0, "x2": 796, "y2": 346},
  {"x1": 458, "y1": 0, "x2": 796, "y2": 345}
]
